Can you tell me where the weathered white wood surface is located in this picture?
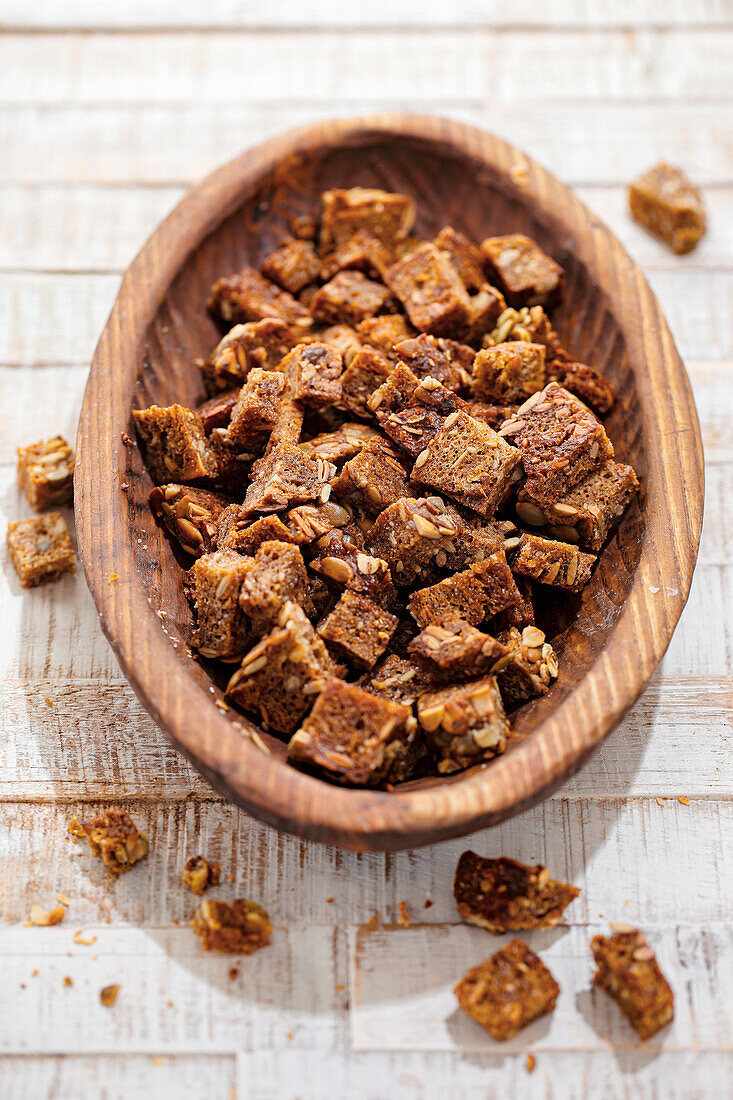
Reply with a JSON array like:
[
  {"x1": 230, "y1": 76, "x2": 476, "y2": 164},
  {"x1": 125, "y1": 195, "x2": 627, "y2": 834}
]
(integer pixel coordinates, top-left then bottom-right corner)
[{"x1": 1, "y1": 7, "x2": 732, "y2": 1098}]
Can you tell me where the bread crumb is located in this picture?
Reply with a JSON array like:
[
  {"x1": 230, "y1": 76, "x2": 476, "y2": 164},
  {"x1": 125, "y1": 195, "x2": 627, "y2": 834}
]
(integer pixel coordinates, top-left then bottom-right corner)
[
  {"x1": 108, "y1": 573, "x2": 119, "y2": 584},
  {"x1": 336, "y1": 983, "x2": 345, "y2": 991},
  {"x1": 62, "y1": 976, "x2": 73, "y2": 987},
  {"x1": 526, "y1": 1052, "x2": 536, "y2": 1073},
  {"x1": 30, "y1": 904, "x2": 65, "y2": 927},
  {"x1": 45, "y1": 697, "x2": 53, "y2": 706},
  {"x1": 100, "y1": 984, "x2": 120, "y2": 1007},
  {"x1": 57, "y1": 893, "x2": 71, "y2": 906},
  {"x1": 367, "y1": 912, "x2": 382, "y2": 931},
  {"x1": 397, "y1": 901, "x2": 411, "y2": 928},
  {"x1": 424, "y1": 899, "x2": 433, "y2": 909},
  {"x1": 73, "y1": 930, "x2": 97, "y2": 945},
  {"x1": 656, "y1": 797, "x2": 667, "y2": 806},
  {"x1": 679, "y1": 795, "x2": 690, "y2": 806}
]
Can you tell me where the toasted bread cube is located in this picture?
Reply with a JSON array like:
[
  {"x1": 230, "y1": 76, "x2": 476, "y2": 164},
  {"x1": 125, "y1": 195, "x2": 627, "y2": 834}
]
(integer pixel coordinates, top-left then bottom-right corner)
[
  {"x1": 455, "y1": 939, "x2": 560, "y2": 1040},
  {"x1": 370, "y1": 367, "x2": 465, "y2": 458},
  {"x1": 441, "y1": 514, "x2": 504, "y2": 571},
  {"x1": 495, "y1": 625, "x2": 559, "y2": 704},
  {"x1": 282, "y1": 341, "x2": 343, "y2": 407},
  {"x1": 310, "y1": 271, "x2": 391, "y2": 327},
  {"x1": 546, "y1": 359, "x2": 615, "y2": 415},
  {"x1": 68, "y1": 808, "x2": 148, "y2": 875},
  {"x1": 357, "y1": 314, "x2": 416, "y2": 360},
  {"x1": 591, "y1": 928, "x2": 674, "y2": 1039},
  {"x1": 238, "y1": 539, "x2": 311, "y2": 635},
  {"x1": 472, "y1": 342, "x2": 546, "y2": 404},
  {"x1": 7, "y1": 512, "x2": 75, "y2": 588},
  {"x1": 319, "y1": 187, "x2": 416, "y2": 253},
  {"x1": 395, "y1": 333, "x2": 475, "y2": 392},
  {"x1": 481, "y1": 234, "x2": 564, "y2": 309},
  {"x1": 192, "y1": 898, "x2": 272, "y2": 955},
  {"x1": 360, "y1": 652, "x2": 437, "y2": 707},
  {"x1": 207, "y1": 267, "x2": 309, "y2": 325},
  {"x1": 512, "y1": 532, "x2": 596, "y2": 592},
  {"x1": 466, "y1": 402, "x2": 519, "y2": 432},
  {"x1": 490, "y1": 576, "x2": 535, "y2": 633},
  {"x1": 331, "y1": 437, "x2": 412, "y2": 517},
  {"x1": 310, "y1": 529, "x2": 399, "y2": 609},
  {"x1": 298, "y1": 423, "x2": 377, "y2": 464},
  {"x1": 499, "y1": 383, "x2": 613, "y2": 507},
  {"x1": 132, "y1": 404, "x2": 217, "y2": 484},
  {"x1": 408, "y1": 619, "x2": 510, "y2": 681},
  {"x1": 198, "y1": 320, "x2": 302, "y2": 394},
  {"x1": 629, "y1": 163, "x2": 706, "y2": 255},
  {"x1": 216, "y1": 508, "x2": 293, "y2": 553},
  {"x1": 365, "y1": 496, "x2": 461, "y2": 586},
  {"x1": 409, "y1": 554, "x2": 520, "y2": 627},
  {"x1": 197, "y1": 388, "x2": 241, "y2": 432},
  {"x1": 386, "y1": 243, "x2": 472, "y2": 337},
  {"x1": 243, "y1": 444, "x2": 334, "y2": 515},
  {"x1": 318, "y1": 324, "x2": 363, "y2": 367},
  {"x1": 225, "y1": 368, "x2": 287, "y2": 445},
  {"x1": 339, "y1": 346, "x2": 393, "y2": 419},
  {"x1": 433, "y1": 225, "x2": 487, "y2": 292},
  {"x1": 515, "y1": 460, "x2": 639, "y2": 551},
  {"x1": 319, "y1": 228, "x2": 394, "y2": 282},
  {"x1": 17, "y1": 435, "x2": 74, "y2": 511},
  {"x1": 317, "y1": 590, "x2": 398, "y2": 669},
  {"x1": 413, "y1": 410, "x2": 522, "y2": 517},
  {"x1": 226, "y1": 602, "x2": 340, "y2": 734},
  {"x1": 454, "y1": 851, "x2": 579, "y2": 933},
  {"x1": 288, "y1": 677, "x2": 419, "y2": 786},
  {"x1": 417, "y1": 675, "x2": 508, "y2": 772},
  {"x1": 150, "y1": 483, "x2": 228, "y2": 558},
  {"x1": 188, "y1": 549, "x2": 251, "y2": 660},
  {"x1": 261, "y1": 237, "x2": 320, "y2": 294}
]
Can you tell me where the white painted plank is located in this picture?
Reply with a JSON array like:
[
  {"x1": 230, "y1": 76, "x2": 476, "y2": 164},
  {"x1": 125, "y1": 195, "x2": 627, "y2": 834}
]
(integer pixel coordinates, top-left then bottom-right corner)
[
  {"x1": 0, "y1": 269, "x2": 728, "y2": 369},
  {"x1": 238, "y1": 1048, "x2": 733, "y2": 1100},
  {"x1": 0, "y1": 925, "x2": 344, "y2": 1054},
  {"x1": 350, "y1": 922, "x2": 733, "y2": 1052},
  {"x1": 0, "y1": 31, "x2": 730, "y2": 107},
  {"x1": 2, "y1": 1055, "x2": 235, "y2": 1100},
  {"x1": 0, "y1": 103, "x2": 730, "y2": 187},
  {"x1": 1, "y1": 183, "x2": 731, "y2": 276},
  {"x1": 1, "y1": 799, "x2": 730, "y2": 927},
  {"x1": 2, "y1": 0, "x2": 729, "y2": 30}
]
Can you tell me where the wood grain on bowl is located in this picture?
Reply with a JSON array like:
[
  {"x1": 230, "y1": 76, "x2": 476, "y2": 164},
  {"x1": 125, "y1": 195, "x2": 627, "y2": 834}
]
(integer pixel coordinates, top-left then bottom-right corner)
[{"x1": 75, "y1": 114, "x2": 703, "y2": 851}]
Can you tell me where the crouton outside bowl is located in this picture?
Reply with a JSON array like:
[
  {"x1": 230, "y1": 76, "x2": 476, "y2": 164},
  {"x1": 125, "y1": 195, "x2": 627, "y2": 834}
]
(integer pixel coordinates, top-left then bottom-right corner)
[{"x1": 75, "y1": 114, "x2": 703, "y2": 851}]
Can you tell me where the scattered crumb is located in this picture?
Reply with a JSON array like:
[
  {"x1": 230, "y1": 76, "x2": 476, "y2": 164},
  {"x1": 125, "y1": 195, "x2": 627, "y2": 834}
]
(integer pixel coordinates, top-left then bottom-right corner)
[
  {"x1": 30, "y1": 904, "x2": 65, "y2": 927},
  {"x1": 215, "y1": 699, "x2": 230, "y2": 712},
  {"x1": 156, "y1": 609, "x2": 167, "y2": 620},
  {"x1": 336, "y1": 983, "x2": 345, "y2": 991},
  {"x1": 192, "y1": 898, "x2": 272, "y2": 954},
  {"x1": 153, "y1": 1058, "x2": 164, "y2": 1066},
  {"x1": 73, "y1": 931, "x2": 97, "y2": 946},
  {"x1": 287, "y1": 1031, "x2": 294, "y2": 1040},
  {"x1": 181, "y1": 856, "x2": 222, "y2": 897},
  {"x1": 326, "y1": 897, "x2": 334, "y2": 904},
  {"x1": 108, "y1": 573, "x2": 119, "y2": 584},
  {"x1": 167, "y1": 999, "x2": 174, "y2": 1008},
  {"x1": 424, "y1": 899, "x2": 433, "y2": 909},
  {"x1": 526, "y1": 1052, "x2": 536, "y2": 1074},
  {"x1": 100, "y1": 984, "x2": 120, "y2": 1007},
  {"x1": 367, "y1": 912, "x2": 382, "y2": 931},
  {"x1": 397, "y1": 901, "x2": 411, "y2": 928},
  {"x1": 45, "y1": 697, "x2": 53, "y2": 707},
  {"x1": 609, "y1": 920, "x2": 636, "y2": 933},
  {"x1": 62, "y1": 976, "x2": 73, "y2": 987},
  {"x1": 120, "y1": 482, "x2": 129, "y2": 492},
  {"x1": 228, "y1": 966, "x2": 239, "y2": 981},
  {"x1": 227, "y1": 875, "x2": 235, "y2": 884},
  {"x1": 121, "y1": 432, "x2": 133, "y2": 445},
  {"x1": 68, "y1": 808, "x2": 148, "y2": 875},
  {"x1": 57, "y1": 893, "x2": 71, "y2": 906},
  {"x1": 679, "y1": 795, "x2": 690, "y2": 806},
  {"x1": 656, "y1": 797, "x2": 667, "y2": 806},
  {"x1": 32, "y1": 969, "x2": 39, "y2": 977}
]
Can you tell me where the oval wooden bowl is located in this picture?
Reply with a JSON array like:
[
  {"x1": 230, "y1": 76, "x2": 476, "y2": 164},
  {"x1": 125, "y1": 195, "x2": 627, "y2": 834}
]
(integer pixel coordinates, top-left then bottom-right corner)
[{"x1": 76, "y1": 114, "x2": 704, "y2": 851}]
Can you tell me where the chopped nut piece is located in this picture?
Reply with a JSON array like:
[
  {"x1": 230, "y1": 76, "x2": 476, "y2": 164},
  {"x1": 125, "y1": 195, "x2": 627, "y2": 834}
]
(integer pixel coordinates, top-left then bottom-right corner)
[
  {"x1": 417, "y1": 675, "x2": 508, "y2": 772},
  {"x1": 318, "y1": 590, "x2": 399, "y2": 669},
  {"x1": 482, "y1": 234, "x2": 564, "y2": 310},
  {"x1": 591, "y1": 928, "x2": 674, "y2": 1039},
  {"x1": 472, "y1": 342, "x2": 546, "y2": 404},
  {"x1": 495, "y1": 626, "x2": 559, "y2": 705},
  {"x1": 386, "y1": 243, "x2": 472, "y2": 338},
  {"x1": 132, "y1": 404, "x2": 217, "y2": 484},
  {"x1": 7, "y1": 512, "x2": 76, "y2": 588},
  {"x1": 29, "y1": 904, "x2": 65, "y2": 927},
  {"x1": 181, "y1": 856, "x2": 222, "y2": 896},
  {"x1": 68, "y1": 808, "x2": 149, "y2": 875},
  {"x1": 17, "y1": 436, "x2": 75, "y2": 511},
  {"x1": 455, "y1": 939, "x2": 560, "y2": 1040},
  {"x1": 499, "y1": 383, "x2": 613, "y2": 507},
  {"x1": 150, "y1": 483, "x2": 228, "y2": 558},
  {"x1": 320, "y1": 187, "x2": 416, "y2": 253},
  {"x1": 226, "y1": 602, "x2": 341, "y2": 734},
  {"x1": 397, "y1": 901, "x2": 411, "y2": 928},
  {"x1": 100, "y1": 984, "x2": 120, "y2": 1007},
  {"x1": 208, "y1": 267, "x2": 309, "y2": 325},
  {"x1": 192, "y1": 898, "x2": 272, "y2": 955},
  {"x1": 261, "y1": 237, "x2": 321, "y2": 294},
  {"x1": 288, "y1": 677, "x2": 420, "y2": 786},
  {"x1": 512, "y1": 533, "x2": 596, "y2": 592},
  {"x1": 412, "y1": 410, "x2": 521, "y2": 517},
  {"x1": 299, "y1": 423, "x2": 376, "y2": 464},
  {"x1": 629, "y1": 163, "x2": 706, "y2": 255},
  {"x1": 454, "y1": 852, "x2": 579, "y2": 932}
]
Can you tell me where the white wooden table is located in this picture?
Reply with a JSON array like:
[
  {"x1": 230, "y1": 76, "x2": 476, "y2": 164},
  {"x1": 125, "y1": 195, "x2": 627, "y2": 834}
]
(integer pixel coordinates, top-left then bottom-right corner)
[{"x1": 1, "y1": 5, "x2": 731, "y2": 1097}]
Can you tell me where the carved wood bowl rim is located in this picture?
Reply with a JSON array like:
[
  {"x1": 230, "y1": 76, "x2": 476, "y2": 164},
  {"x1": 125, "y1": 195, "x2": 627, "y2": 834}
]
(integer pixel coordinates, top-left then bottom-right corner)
[{"x1": 75, "y1": 113, "x2": 704, "y2": 851}]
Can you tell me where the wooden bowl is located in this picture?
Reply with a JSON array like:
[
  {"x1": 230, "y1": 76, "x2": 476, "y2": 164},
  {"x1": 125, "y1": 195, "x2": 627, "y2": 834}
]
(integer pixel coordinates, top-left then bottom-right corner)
[{"x1": 76, "y1": 114, "x2": 704, "y2": 851}]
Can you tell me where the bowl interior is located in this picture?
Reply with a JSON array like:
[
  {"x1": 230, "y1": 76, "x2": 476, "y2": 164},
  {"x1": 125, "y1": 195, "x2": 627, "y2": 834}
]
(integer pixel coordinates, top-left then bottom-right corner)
[{"x1": 123, "y1": 130, "x2": 645, "y2": 791}]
